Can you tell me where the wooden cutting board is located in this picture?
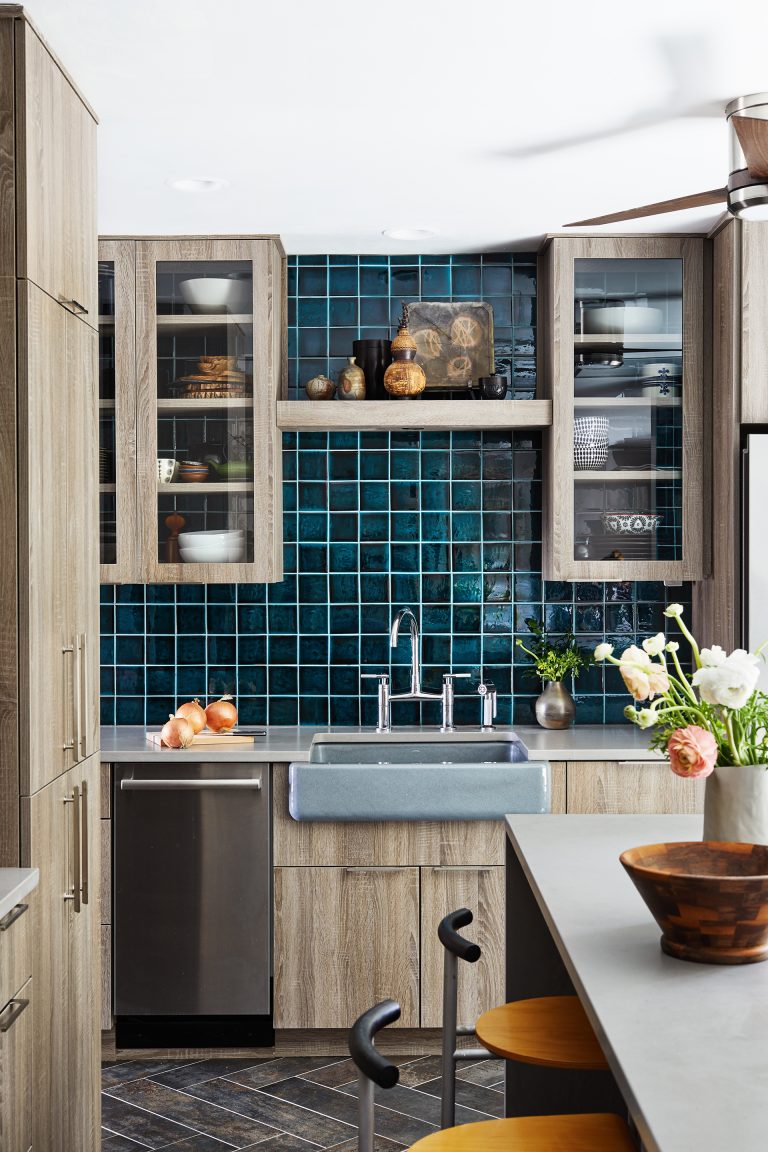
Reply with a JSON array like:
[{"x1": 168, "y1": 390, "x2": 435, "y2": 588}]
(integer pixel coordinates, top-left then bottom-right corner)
[{"x1": 146, "y1": 730, "x2": 256, "y2": 747}]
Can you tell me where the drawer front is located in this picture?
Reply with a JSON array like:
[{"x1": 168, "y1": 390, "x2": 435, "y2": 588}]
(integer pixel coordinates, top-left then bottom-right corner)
[
  {"x1": 0, "y1": 900, "x2": 31, "y2": 1013},
  {"x1": 0, "y1": 975, "x2": 32, "y2": 1152}
]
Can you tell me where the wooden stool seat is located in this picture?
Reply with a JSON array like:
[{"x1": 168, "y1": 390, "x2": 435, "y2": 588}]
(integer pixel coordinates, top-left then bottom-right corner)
[
  {"x1": 408, "y1": 1113, "x2": 635, "y2": 1151},
  {"x1": 476, "y1": 995, "x2": 609, "y2": 1070}
]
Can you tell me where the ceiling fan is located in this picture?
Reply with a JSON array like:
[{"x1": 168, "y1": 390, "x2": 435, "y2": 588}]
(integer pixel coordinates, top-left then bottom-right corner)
[{"x1": 565, "y1": 93, "x2": 768, "y2": 227}]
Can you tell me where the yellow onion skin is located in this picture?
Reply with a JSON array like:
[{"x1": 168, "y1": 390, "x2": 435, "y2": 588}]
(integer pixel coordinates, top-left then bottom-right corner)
[
  {"x1": 175, "y1": 699, "x2": 206, "y2": 735},
  {"x1": 205, "y1": 696, "x2": 238, "y2": 733},
  {"x1": 160, "y1": 715, "x2": 195, "y2": 749}
]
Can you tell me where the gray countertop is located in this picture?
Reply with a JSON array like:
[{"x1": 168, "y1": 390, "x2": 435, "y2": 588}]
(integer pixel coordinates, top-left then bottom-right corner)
[
  {"x1": 99, "y1": 724, "x2": 661, "y2": 763},
  {"x1": 0, "y1": 868, "x2": 38, "y2": 922},
  {"x1": 505, "y1": 814, "x2": 768, "y2": 1152}
]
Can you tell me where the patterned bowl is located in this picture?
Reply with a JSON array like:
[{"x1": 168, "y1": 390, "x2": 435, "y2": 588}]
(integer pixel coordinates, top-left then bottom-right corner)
[
  {"x1": 156, "y1": 458, "x2": 178, "y2": 484},
  {"x1": 620, "y1": 841, "x2": 768, "y2": 964},
  {"x1": 601, "y1": 511, "x2": 662, "y2": 535},
  {"x1": 177, "y1": 460, "x2": 209, "y2": 483}
]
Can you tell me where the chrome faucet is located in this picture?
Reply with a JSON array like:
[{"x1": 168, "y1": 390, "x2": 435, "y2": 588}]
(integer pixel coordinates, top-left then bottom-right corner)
[{"x1": 360, "y1": 608, "x2": 470, "y2": 732}]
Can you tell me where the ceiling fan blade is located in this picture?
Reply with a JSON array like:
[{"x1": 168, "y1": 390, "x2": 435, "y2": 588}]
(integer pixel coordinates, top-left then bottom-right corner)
[
  {"x1": 564, "y1": 188, "x2": 726, "y2": 227},
  {"x1": 732, "y1": 115, "x2": 768, "y2": 180}
]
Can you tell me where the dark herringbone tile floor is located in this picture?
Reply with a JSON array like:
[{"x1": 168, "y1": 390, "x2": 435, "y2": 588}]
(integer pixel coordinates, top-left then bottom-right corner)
[{"x1": 101, "y1": 1054, "x2": 505, "y2": 1149}]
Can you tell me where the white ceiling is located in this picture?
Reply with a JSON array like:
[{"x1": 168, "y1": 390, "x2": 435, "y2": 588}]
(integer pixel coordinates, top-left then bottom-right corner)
[{"x1": 24, "y1": 0, "x2": 768, "y2": 253}]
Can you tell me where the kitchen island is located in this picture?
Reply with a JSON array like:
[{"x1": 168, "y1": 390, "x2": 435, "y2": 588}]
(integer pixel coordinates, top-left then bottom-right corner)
[{"x1": 505, "y1": 814, "x2": 768, "y2": 1152}]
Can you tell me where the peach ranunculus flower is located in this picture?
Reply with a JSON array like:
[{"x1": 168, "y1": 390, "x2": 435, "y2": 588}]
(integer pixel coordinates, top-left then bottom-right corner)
[
  {"x1": 618, "y1": 645, "x2": 670, "y2": 702},
  {"x1": 667, "y1": 726, "x2": 717, "y2": 779}
]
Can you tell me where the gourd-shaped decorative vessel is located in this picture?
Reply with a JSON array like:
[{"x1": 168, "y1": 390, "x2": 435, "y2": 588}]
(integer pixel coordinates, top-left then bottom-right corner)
[
  {"x1": 305, "y1": 374, "x2": 335, "y2": 400},
  {"x1": 383, "y1": 304, "x2": 426, "y2": 399},
  {"x1": 337, "y1": 356, "x2": 366, "y2": 400}
]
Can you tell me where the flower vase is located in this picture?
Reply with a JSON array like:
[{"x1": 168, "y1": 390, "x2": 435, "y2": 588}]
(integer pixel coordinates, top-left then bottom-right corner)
[
  {"x1": 535, "y1": 681, "x2": 576, "y2": 730},
  {"x1": 703, "y1": 764, "x2": 768, "y2": 845}
]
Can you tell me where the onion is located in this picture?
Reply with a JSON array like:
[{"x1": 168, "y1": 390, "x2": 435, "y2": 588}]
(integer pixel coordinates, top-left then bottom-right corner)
[
  {"x1": 205, "y1": 695, "x2": 238, "y2": 733},
  {"x1": 160, "y1": 715, "x2": 194, "y2": 749},
  {"x1": 175, "y1": 698, "x2": 206, "y2": 735}
]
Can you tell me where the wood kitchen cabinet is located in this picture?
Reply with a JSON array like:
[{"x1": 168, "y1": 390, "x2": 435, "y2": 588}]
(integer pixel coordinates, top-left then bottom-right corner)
[
  {"x1": 14, "y1": 15, "x2": 98, "y2": 321},
  {"x1": 24, "y1": 755, "x2": 101, "y2": 1152},
  {"x1": 0, "y1": 11, "x2": 100, "y2": 1144},
  {"x1": 420, "y1": 866, "x2": 504, "y2": 1029},
  {"x1": 540, "y1": 235, "x2": 708, "y2": 581},
  {"x1": 98, "y1": 235, "x2": 286, "y2": 583},
  {"x1": 566, "y1": 760, "x2": 704, "y2": 814},
  {"x1": 0, "y1": 894, "x2": 33, "y2": 1152},
  {"x1": 274, "y1": 865, "x2": 420, "y2": 1029}
]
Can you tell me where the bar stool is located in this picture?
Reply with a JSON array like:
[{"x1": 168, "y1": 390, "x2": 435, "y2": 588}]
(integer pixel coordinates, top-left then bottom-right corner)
[
  {"x1": 348, "y1": 999, "x2": 635, "y2": 1152},
  {"x1": 439, "y1": 908, "x2": 608, "y2": 1127}
]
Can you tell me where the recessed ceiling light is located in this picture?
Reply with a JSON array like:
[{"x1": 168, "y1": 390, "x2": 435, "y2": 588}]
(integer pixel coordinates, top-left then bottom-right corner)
[
  {"x1": 382, "y1": 227, "x2": 437, "y2": 240},
  {"x1": 167, "y1": 177, "x2": 229, "y2": 193}
]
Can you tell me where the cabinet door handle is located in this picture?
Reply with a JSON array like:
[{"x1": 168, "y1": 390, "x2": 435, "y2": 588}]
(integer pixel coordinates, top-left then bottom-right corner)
[
  {"x1": 80, "y1": 779, "x2": 89, "y2": 905},
  {"x1": 0, "y1": 903, "x2": 28, "y2": 931},
  {"x1": 61, "y1": 644, "x2": 75, "y2": 752},
  {"x1": 0, "y1": 998, "x2": 29, "y2": 1033},
  {"x1": 431, "y1": 866, "x2": 493, "y2": 872},
  {"x1": 79, "y1": 632, "x2": 89, "y2": 760},
  {"x1": 344, "y1": 867, "x2": 403, "y2": 873},
  {"x1": 63, "y1": 786, "x2": 81, "y2": 913},
  {"x1": 73, "y1": 637, "x2": 82, "y2": 763},
  {"x1": 59, "y1": 297, "x2": 88, "y2": 316}
]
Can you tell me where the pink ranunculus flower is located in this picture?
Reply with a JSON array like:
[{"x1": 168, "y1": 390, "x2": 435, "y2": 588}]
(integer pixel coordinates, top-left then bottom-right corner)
[
  {"x1": 667, "y1": 726, "x2": 717, "y2": 779},
  {"x1": 618, "y1": 645, "x2": 670, "y2": 702}
]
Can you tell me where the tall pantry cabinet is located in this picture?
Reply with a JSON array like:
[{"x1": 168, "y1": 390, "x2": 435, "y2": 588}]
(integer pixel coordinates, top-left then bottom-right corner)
[{"x1": 0, "y1": 9, "x2": 100, "y2": 1151}]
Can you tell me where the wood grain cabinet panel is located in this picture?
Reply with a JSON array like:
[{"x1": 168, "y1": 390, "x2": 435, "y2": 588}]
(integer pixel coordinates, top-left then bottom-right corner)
[
  {"x1": 274, "y1": 866, "x2": 420, "y2": 1029},
  {"x1": 420, "y1": 866, "x2": 504, "y2": 1029},
  {"x1": 15, "y1": 19, "x2": 97, "y2": 321},
  {"x1": 566, "y1": 760, "x2": 704, "y2": 815},
  {"x1": 0, "y1": 976, "x2": 33, "y2": 1152}
]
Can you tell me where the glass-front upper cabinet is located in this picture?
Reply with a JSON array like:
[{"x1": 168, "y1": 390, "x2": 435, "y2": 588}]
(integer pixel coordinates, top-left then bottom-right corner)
[
  {"x1": 98, "y1": 241, "x2": 136, "y2": 581},
  {"x1": 541, "y1": 236, "x2": 708, "y2": 581},
  {"x1": 100, "y1": 237, "x2": 285, "y2": 584}
]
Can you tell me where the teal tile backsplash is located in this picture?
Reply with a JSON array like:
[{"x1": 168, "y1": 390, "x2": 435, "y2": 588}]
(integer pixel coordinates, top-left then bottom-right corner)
[{"x1": 100, "y1": 251, "x2": 690, "y2": 727}]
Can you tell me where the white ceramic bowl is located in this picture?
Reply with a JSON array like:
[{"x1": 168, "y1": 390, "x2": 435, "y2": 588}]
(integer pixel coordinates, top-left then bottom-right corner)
[
  {"x1": 179, "y1": 277, "x2": 252, "y2": 315},
  {"x1": 178, "y1": 529, "x2": 245, "y2": 563},
  {"x1": 583, "y1": 306, "x2": 664, "y2": 335}
]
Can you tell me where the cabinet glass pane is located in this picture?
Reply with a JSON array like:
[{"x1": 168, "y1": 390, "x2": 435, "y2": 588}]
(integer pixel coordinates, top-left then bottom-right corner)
[
  {"x1": 98, "y1": 260, "x2": 116, "y2": 565},
  {"x1": 573, "y1": 258, "x2": 682, "y2": 564},
  {"x1": 155, "y1": 261, "x2": 254, "y2": 565}
]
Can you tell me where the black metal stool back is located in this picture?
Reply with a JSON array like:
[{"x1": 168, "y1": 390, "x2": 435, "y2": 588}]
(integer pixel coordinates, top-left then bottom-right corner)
[
  {"x1": 438, "y1": 907, "x2": 493, "y2": 1128},
  {"x1": 347, "y1": 998, "x2": 401, "y2": 1152}
]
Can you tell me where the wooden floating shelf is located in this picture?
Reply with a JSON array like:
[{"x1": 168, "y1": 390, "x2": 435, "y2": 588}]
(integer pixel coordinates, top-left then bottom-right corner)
[
  {"x1": 573, "y1": 397, "x2": 682, "y2": 408},
  {"x1": 276, "y1": 398, "x2": 553, "y2": 432},
  {"x1": 574, "y1": 469, "x2": 682, "y2": 481},
  {"x1": 157, "y1": 397, "x2": 252, "y2": 412},
  {"x1": 157, "y1": 481, "x2": 254, "y2": 494},
  {"x1": 574, "y1": 334, "x2": 682, "y2": 348},
  {"x1": 156, "y1": 313, "x2": 252, "y2": 331}
]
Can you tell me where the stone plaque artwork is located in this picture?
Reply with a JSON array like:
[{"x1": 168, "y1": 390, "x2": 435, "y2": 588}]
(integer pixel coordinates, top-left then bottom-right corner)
[{"x1": 408, "y1": 301, "x2": 494, "y2": 390}]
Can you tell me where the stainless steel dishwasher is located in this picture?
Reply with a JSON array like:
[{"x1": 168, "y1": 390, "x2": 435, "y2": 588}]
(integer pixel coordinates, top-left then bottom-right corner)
[{"x1": 113, "y1": 762, "x2": 272, "y2": 1047}]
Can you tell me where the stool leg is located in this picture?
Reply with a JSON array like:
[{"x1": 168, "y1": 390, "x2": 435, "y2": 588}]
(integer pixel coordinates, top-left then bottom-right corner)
[
  {"x1": 441, "y1": 947, "x2": 458, "y2": 1129},
  {"x1": 358, "y1": 1070, "x2": 375, "y2": 1152}
]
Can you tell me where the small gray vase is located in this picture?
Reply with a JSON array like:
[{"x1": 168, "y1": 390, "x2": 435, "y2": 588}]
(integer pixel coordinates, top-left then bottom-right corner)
[
  {"x1": 703, "y1": 763, "x2": 768, "y2": 844},
  {"x1": 535, "y1": 681, "x2": 576, "y2": 730}
]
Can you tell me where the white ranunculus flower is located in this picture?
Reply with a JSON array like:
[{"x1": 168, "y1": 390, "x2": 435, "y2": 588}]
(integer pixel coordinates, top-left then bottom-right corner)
[
  {"x1": 700, "y1": 645, "x2": 727, "y2": 667},
  {"x1": 692, "y1": 649, "x2": 761, "y2": 710},
  {"x1": 593, "y1": 643, "x2": 614, "y2": 662},
  {"x1": 642, "y1": 632, "x2": 666, "y2": 657},
  {"x1": 663, "y1": 603, "x2": 684, "y2": 619},
  {"x1": 665, "y1": 641, "x2": 679, "y2": 653}
]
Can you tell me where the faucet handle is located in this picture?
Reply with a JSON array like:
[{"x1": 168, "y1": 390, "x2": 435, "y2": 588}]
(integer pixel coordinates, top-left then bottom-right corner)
[
  {"x1": 477, "y1": 679, "x2": 497, "y2": 696},
  {"x1": 442, "y1": 672, "x2": 471, "y2": 684},
  {"x1": 478, "y1": 680, "x2": 498, "y2": 727},
  {"x1": 361, "y1": 672, "x2": 389, "y2": 682}
]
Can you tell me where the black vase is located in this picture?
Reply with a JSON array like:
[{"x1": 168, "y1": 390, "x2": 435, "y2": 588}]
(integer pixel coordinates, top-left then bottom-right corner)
[{"x1": 352, "y1": 339, "x2": 392, "y2": 401}]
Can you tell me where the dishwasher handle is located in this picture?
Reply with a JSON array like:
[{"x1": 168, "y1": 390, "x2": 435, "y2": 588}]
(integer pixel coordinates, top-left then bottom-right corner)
[{"x1": 120, "y1": 777, "x2": 262, "y2": 791}]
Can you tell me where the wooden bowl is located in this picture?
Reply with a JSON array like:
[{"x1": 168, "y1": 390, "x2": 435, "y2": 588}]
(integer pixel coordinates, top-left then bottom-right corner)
[{"x1": 620, "y1": 841, "x2": 768, "y2": 965}]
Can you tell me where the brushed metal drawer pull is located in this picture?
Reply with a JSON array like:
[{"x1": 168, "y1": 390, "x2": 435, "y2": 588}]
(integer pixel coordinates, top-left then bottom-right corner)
[
  {"x1": 344, "y1": 867, "x2": 403, "y2": 873},
  {"x1": 0, "y1": 998, "x2": 29, "y2": 1033},
  {"x1": 62, "y1": 644, "x2": 75, "y2": 751},
  {"x1": 120, "y1": 778, "x2": 262, "y2": 791},
  {"x1": 81, "y1": 779, "x2": 89, "y2": 905},
  {"x1": 60, "y1": 297, "x2": 88, "y2": 316},
  {"x1": 0, "y1": 903, "x2": 28, "y2": 931},
  {"x1": 63, "y1": 787, "x2": 81, "y2": 913},
  {"x1": 432, "y1": 866, "x2": 493, "y2": 872}
]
